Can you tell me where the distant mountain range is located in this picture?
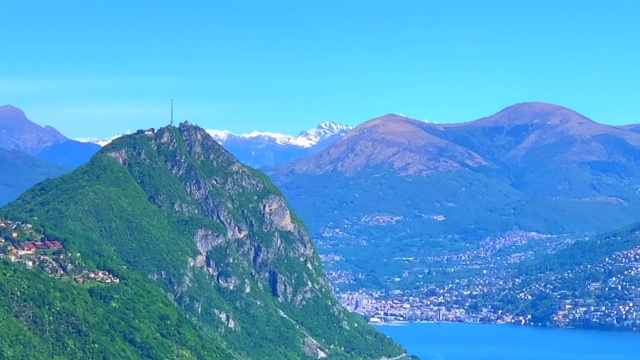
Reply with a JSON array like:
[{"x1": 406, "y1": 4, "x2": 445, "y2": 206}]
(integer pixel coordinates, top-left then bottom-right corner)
[
  {"x1": 207, "y1": 121, "x2": 353, "y2": 168},
  {"x1": 0, "y1": 105, "x2": 102, "y2": 204},
  {"x1": 0, "y1": 104, "x2": 352, "y2": 205},
  {"x1": 266, "y1": 102, "x2": 640, "y2": 283}
]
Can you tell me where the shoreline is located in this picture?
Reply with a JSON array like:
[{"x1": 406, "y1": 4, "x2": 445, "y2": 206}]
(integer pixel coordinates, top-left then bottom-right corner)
[{"x1": 369, "y1": 319, "x2": 640, "y2": 333}]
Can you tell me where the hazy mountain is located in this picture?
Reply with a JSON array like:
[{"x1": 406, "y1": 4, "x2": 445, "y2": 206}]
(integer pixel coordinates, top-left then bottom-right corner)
[
  {"x1": 422, "y1": 102, "x2": 640, "y2": 198},
  {"x1": 279, "y1": 114, "x2": 486, "y2": 176},
  {"x1": 0, "y1": 105, "x2": 100, "y2": 168},
  {"x1": 424, "y1": 102, "x2": 640, "y2": 164},
  {"x1": 267, "y1": 102, "x2": 640, "y2": 286},
  {"x1": 0, "y1": 123, "x2": 407, "y2": 359},
  {"x1": 0, "y1": 105, "x2": 67, "y2": 155}
]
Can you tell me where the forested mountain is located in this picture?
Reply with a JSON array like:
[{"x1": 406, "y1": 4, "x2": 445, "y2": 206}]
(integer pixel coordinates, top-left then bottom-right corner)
[
  {"x1": 0, "y1": 148, "x2": 68, "y2": 206},
  {"x1": 0, "y1": 123, "x2": 408, "y2": 359}
]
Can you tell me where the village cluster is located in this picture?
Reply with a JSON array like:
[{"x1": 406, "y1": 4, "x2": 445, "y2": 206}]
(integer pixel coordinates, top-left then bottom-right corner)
[{"x1": 0, "y1": 219, "x2": 119, "y2": 285}]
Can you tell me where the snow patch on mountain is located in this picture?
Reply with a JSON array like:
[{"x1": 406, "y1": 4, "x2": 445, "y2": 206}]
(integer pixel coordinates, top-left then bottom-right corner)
[
  {"x1": 207, "y1": 121, "x2": 353, "y2": 148},
  {"x1": 76, "y1": 132, "x2": 131, "y2": 147},
  {"x1": 206, "y1": 129, "x2": 234, "y2": 143}
]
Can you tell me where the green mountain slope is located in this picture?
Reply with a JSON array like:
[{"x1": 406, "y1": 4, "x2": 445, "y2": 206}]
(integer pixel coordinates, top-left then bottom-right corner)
[
  {"x1": 0, "y1": 148, "x2": 69, "y2": 206},
  {"x1": 0, "y1": 123, "x2": 406, "y2": 359}
]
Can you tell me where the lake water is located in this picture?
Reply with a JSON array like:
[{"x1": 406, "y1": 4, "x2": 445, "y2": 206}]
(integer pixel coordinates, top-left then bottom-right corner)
[{"x1": 375, "y1": 322, "x2": 640, "y2": 360}]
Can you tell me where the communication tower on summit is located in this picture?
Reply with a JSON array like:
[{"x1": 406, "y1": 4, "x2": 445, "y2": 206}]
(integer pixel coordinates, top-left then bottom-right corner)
[{"x1": 170, "y1": 99, "x2": 174, "y2": 126}]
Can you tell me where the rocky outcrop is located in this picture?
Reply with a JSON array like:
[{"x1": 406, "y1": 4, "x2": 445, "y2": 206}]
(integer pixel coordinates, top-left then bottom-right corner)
[
  {"x1": 262, "y1": 195, "x2": 295, "y2": 232},
  {"x1": 107, "y1": 149, "x2": 127, "y2": 166},
  {"x1": 214, "y1": 309, "x2": 237, "y2": 330}
]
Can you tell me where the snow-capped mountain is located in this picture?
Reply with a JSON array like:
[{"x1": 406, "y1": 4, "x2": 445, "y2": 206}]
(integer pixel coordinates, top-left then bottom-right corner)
[
  {"x1": 207, "y1": 121, "x2": 353, "y2": 148},
  {"x1": 208, "y1": 121, "x2": 353, "y2": 168}
]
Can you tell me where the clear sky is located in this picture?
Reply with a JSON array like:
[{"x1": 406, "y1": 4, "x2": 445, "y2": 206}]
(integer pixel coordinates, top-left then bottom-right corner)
[{"x1": 1, "y1": 0, "x2": 639, "y2": 138}]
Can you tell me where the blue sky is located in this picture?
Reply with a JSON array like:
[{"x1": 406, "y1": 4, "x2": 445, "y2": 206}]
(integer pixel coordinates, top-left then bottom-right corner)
[{"x1": 1, "y1": 0, "x2": 639, "y2": 138}]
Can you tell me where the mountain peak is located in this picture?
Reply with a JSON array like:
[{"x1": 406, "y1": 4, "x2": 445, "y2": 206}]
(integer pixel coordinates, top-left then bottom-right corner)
[
  {"x1": 275, "y1": 113, "x2": 487, "y2": 176},
  {"x1": 0, "y1": 104, "x2": 27, "y2": 118},
  {"x1": 360, "y1": 113, "x2": 418, "y2": 126},
  {"x1": 475, "y1": 101, "x2": 595, "y2": 127},
  {"x1": 297, "y1": 120, "x2": 353, "y2": 145},
  {"x1": 0, "y1": 105, "x2": 68, "y2": 155},
  {"x1": 504, "y1": 101, "x2": 568, "y2": 112},
  {"x1": 315, "y1": 120, "x2": 353, "y2": 132}
]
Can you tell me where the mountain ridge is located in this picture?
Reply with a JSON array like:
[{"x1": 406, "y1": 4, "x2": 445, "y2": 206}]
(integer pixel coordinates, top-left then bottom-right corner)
[
  {"x1": 425, "y1": 102, "x2": 640, "y2": 163},
  {"x1": 277, "y1": 114, "x2": 487, "y2": 176}
]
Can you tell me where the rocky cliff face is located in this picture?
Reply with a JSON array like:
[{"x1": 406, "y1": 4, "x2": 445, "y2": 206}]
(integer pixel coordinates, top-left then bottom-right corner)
[{"x1": 107, "y1": 124, "x2": 328, "y2": 305}]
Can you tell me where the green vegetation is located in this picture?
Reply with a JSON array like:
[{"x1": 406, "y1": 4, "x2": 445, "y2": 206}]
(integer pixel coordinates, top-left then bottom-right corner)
[
  {"x1": 0, "y1": 148, "x2": 68, "y2": 206},
  {"x1": 0, "y1": 123, "x2": 406, "y2": 359},
  {"x1": 0, "y1": 261, "x2": 232, "y2": 359},
  {"x1": 520, "y1": 222, "x2": 640, "y2": 275}
]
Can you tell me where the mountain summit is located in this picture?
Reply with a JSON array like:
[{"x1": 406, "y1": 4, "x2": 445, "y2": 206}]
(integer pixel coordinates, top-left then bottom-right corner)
[
  {"x1": 427, "y1": 101, "x2": 640, "y2": 162},
  {"x1": 0, "y1": 122, "x2": 406, "y2": 359},
  {"x1": 276, "y1": 114, "x2": 486, "y2": 176},
  {"x1": 0, "y1": 105, "x2": 67, "y2": 155}
]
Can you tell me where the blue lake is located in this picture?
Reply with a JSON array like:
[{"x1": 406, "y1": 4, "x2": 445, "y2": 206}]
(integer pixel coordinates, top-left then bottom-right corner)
[{"x1": 375, "y1": 322, "x2": 640, "y2": 360}]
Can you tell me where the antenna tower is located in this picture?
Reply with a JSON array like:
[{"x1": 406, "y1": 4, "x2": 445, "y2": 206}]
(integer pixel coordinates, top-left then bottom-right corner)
[{"x1": 170, "y1": 99, "x2": 174, "y2": 126}]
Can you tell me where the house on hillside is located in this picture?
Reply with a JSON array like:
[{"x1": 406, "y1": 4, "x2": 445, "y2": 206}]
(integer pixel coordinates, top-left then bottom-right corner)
[
  {"x1": 19, "y1": 242, "x2": 38, "y2": 253},
  {"x1": 47, "y1": 241, "x2": 62, "y2": 249}
]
